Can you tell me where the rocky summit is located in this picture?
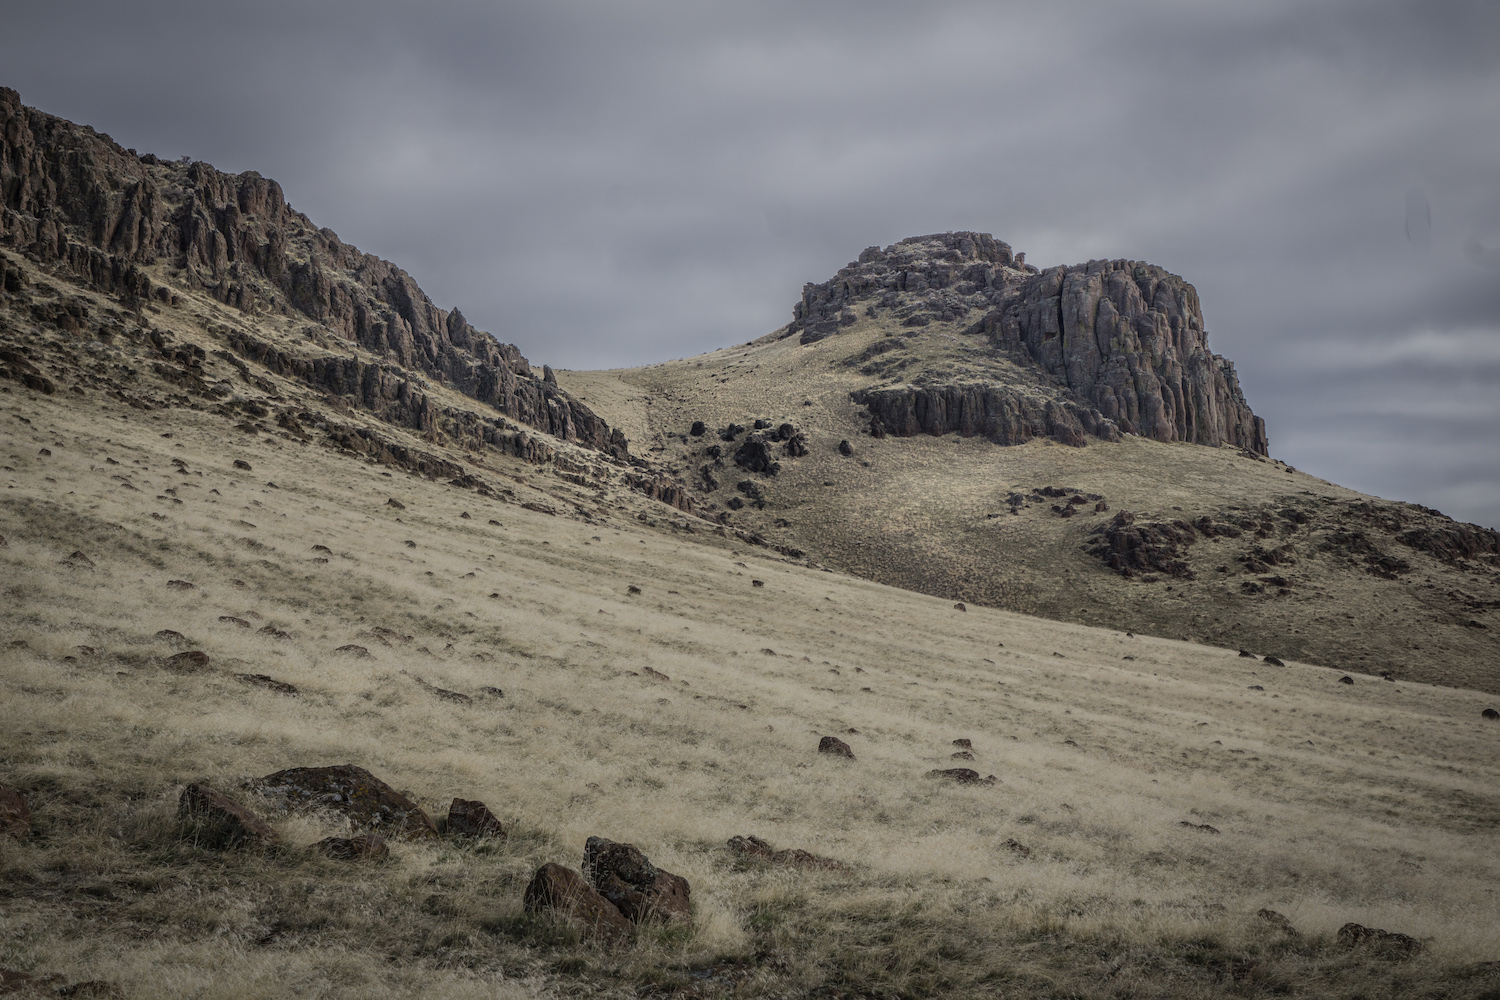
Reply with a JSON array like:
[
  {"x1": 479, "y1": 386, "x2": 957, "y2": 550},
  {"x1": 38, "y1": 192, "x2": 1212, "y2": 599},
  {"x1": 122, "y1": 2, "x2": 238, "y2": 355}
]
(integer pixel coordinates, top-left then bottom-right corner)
[{"x1": 792, "y1": 231, "x2": 1265, "y2": 453}]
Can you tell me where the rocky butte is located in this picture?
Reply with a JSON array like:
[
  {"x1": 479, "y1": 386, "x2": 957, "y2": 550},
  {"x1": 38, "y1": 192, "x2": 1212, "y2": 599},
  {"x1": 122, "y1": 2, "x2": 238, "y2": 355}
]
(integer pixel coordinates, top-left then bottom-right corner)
[{"x1": 792, "y1": 231, "x2": 1266, "y2": 452}]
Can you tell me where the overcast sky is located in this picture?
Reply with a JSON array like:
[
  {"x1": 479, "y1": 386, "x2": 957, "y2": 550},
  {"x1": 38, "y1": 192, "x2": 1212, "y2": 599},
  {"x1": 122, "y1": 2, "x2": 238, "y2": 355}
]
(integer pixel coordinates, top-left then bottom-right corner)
[{"x1": 5, "y1": 1, "x2": 1498, "y2": 526}]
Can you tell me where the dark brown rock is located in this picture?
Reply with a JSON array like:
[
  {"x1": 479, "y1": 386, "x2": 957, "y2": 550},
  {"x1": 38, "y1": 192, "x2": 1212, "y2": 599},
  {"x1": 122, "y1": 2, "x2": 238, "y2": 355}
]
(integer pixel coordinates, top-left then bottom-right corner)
[
  {"x1": 259, "y1": 764, "x2": 438, "y2": 841},
  {"x1": 0, "y1": 784, "x2": 31, "y2": 840},
  {"x1": 1338, "y1": 675, "x2": 1355, "y2": 685},
  {"x1": 1264, "y1": 655, "x2": 1286, "y2": 667},
  {"x1": 584, "y1": 836, "x2": 690, "y2": 923},
  {"x1": 232, "y1": 459, "x2": 252, "y2": 470},
  {"x1": 523, "y1": 862, "x2": 632, "y2": 940},
  {"x1": 837, "y1": 439, "x2": 853, "y2": 456},
  {"x1": 165, "y1": 650, "x2": 210, "y2": 670},
  {"x1": 1337, "y1": 922, "x2": 1423, "y2": 954},
  {"x1": 236, "y1": 673, "x2": 298, "y2": 696},
  {"x1": 166, "y1": 579, "x2": 194, "y2": 590},
  {"x1": 726, "y1": 834, "x2": 843, "y2": 870},
  {"x1": 1087, "y1": 512, "x2": 1198, "y2": 579},
  {"x1": 952, "y1": 738, "x2": 972, "y2": 748},
  {"x1": 386, "y1": 498, "x2": 405, "y2": 510},
  {"x1": 951, "y1": 750, "x2": 975, "y2": 760},
  {"x1": 1002, "y1": 838, "x2": 1031, "y2": 857},
  {"x1": 155, "y1": 629, "x2": 187, "y2": 643},
  {"x1": 178, "y1": 783, "x2": 280, "y2": 847},
  {"x1": 316, "y1": 833, "x2": 389, "y2": 861},
  {"x1": 927, "y1": 768, "x2": 993, "y2": 784},
  {"x1": 954, "y1": 602, "x2": 966, "y2": 612},
  {"x1": 1482, "y1": 708, "x2": 1499, "y2": 721},
  {"x1": 447, "y1": 798, "x2": 505, "y2": 839},
  {"x1": 63, "y1": 550, "x2": 95, "y2": 569},
  {"x1": 1179, "y1": 821, "x2": 1220, "y2": 834},
  {"x1": 818, "y1": 735, "x2": 855, "y2": 759},
  {"x1": 1257, "y1": 909, "x2": 1296, "y2": 933}
]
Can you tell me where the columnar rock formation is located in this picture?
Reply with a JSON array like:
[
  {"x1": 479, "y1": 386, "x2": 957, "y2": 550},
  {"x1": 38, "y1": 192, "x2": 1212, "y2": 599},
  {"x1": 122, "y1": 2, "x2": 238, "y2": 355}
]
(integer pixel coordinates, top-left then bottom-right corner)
[
  {"x1": 0, "y1": 87, "x2": 626, "y2": 458},
  {"x1": 793, "y1": 232, "x2": 1267, "y2": 453}
]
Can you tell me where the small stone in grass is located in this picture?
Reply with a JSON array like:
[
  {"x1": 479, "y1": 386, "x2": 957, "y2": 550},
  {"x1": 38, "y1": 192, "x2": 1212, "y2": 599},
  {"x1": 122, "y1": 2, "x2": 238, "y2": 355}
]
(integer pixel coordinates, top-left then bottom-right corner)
[{"x1": 818, "y1": 735, "x2": 855, "y2": 759}]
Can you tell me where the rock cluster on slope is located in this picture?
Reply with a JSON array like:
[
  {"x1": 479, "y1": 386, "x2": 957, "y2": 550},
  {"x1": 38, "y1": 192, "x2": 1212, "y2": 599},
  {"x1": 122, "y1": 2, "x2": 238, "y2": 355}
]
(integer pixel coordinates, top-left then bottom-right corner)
[{"x1": 790, "y1": 231, "x2": 1266, "y2": 453}]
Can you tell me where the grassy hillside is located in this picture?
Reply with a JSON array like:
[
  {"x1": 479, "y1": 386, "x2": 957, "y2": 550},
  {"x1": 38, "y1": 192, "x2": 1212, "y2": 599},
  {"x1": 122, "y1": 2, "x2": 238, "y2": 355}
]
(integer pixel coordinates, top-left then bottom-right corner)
[
  {"x1": 558, "y1": 312, "x2": 1500, "y2": 694},
  {"x1": 3, "y1": 316, "x2": 1500, "y2": 997}
]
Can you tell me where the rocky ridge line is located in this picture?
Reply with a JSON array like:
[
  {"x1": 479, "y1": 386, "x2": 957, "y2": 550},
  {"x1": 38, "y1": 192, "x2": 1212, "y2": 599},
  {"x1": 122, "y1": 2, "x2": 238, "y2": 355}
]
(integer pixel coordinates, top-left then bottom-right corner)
[{"x1": 0, "y1": 87, "x2": 627, "y2": 458}]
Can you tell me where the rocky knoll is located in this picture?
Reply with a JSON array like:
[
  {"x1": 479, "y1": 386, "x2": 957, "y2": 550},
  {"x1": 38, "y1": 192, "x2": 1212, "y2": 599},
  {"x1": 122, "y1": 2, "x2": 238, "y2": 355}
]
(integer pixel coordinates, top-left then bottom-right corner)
[
  {"x1": 793, "y1": 231, "x2": 1266, "y2": 453},
  {"x1": 0, "y1": 87, "x2": 626, "y2": 458}
]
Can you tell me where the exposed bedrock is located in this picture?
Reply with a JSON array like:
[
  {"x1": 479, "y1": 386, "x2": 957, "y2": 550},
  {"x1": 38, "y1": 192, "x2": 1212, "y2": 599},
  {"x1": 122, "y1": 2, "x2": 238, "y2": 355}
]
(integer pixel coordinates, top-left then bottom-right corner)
[
  {"x1": 0, "y1": 87, "x2": 625, "y2": 457},
  {"x1": 852, "y1": 383, "x2": 1119, "y2": 448},
  {"x1": 793, "y1": 231, "x2": 1266, "y2": 454}
]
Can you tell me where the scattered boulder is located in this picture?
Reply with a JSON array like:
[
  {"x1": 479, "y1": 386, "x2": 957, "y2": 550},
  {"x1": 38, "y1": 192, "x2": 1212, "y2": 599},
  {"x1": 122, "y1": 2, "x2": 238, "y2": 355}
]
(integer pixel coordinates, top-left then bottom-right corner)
[
  {"x1": 0, "y1": 785, "x2": 31, "y2": 840},
  {"x1": 166, "y1": 580, "x2": 194, "y2": 590},
  {"x1": 1239, "y1": 649, "x2": 1257, "y2": 659},
  {"x1": 257, "y1": 625, "x2": 292, "y2": 640},
  {"x1": 258, "y1": 764, "x2": 438, "y2": 841},
  {"x1": 524, "y1": 862, "x2": 633, "y2": 940},
  {"x1": 952, "y1": 738, "x2": 972, "y2": 748},
  {"x1": 751, "y1": 579, "x2": 764, "y2": 588},
  {"x1": 642, "y1": 666, "x2": 670, "y2": 682},
  {"x1": 165, "y1": 650, "x2": 210, "y2": 670},
  {"x1": 155, "y1": 629, "x2": 187, "y2": 644},
  {"x1": 386, "y1": 498, "x2": 405, "y2": 509},
  {"x1": 1002, "y1": 838, "x2": 1031, "y2": 857},
  {"x1": 447, "y1": 798, "x2": 506, "y2": 839},
  {"x1": 63, "y1": 550, "x2": 95, "y2": 569},
  {"x1": 334, "y1": 644, "x2": 371, "y2": 657},
  {"x1": 1482, "y1": 708, "x2": 1499, "y2": 721},
  {"x1": 317, "y1": 833, "x2": 389, "y2": 861},
  {"x1": 954, "y1": 602, "x2": 966, "y2": 612},
  {"x1": 689, "y1": 421, "x2": 706, "y2": 437},
  {"x1": 178, "y1": 783, "x2": 281, "y2": 847},
  {"x1": 818, "y1": 735, "x2": 855, "y2": 759},
  {"x1": 719, "y1": 423, "x2": 745, "y2": 441},
  {"x1": 837, "y1": 439, "x2": 853, "y2": 456},
  {"x1": 233, "y1": 460, "x2": 252, "y2": 471},
  {"x1": 236, "y1": 673, "x2": 298, "y2": 696},
  {"x1": 584, "y1": 835, "x2": 691, "y2": 923},
  {"x1": 1337, "y1": 922, "x2": 1424, "y2": 955},
  {"x1": 727, "y1": 834, "x2": 843, "y2": 870},
  {"x1": 1264, "y1": 655, "x2": 1286, "y2": 667},
  {"x1": 1257, "y1": 909, "x2": 1296, "y2": 933},
  {"x1": 951, "y1": 750, "x2": 975, "y2": 760},
  {"x1": 1338, "y1": 675, "x2": 1355, "y2": 685},
  {"x1": 218, "y1": 616, "x2": 250, "y2": 628},
  {"x1": 927, "y1": 768, "x2": 994, "y2": 784},
  {"x1": 1179, "y1": 821, "x2": 1220, "y2": 834}
]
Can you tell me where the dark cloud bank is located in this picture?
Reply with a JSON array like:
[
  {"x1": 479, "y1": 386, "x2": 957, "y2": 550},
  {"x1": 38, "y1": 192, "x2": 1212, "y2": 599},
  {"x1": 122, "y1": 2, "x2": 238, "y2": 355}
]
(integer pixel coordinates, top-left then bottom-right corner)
[{"x1": 5, "y1": 0, "x2": 1498, "y2": 525}]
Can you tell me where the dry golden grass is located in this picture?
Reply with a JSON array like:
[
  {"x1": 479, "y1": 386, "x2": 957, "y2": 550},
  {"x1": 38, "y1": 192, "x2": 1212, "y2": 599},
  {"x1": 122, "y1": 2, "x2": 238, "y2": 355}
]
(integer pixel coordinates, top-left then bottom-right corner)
[{"x1": 3, "y1": 372, "x2": 1500, "y2": 998}]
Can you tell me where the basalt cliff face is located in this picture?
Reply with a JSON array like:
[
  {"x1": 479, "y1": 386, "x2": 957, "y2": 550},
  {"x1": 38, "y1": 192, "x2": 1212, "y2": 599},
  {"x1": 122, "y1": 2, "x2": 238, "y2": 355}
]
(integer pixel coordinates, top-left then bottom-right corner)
[
  {"x1": 792, "y1": 232, "x2": 1267, "y2": 454},
  {"x1": 0, "y1": 87, "x2": 627, "y2": 459}
]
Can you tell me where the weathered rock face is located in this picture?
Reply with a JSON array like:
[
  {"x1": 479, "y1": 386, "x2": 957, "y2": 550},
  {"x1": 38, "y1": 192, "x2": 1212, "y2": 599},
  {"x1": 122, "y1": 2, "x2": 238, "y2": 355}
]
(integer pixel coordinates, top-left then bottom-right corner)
[
  {"x1": 981, "y1": 258, "x2": 1266, "y2": 453},
  {"x1": 791, "y1": 231, "x2": 1266, "y2": 454},
  {"x1": 0, "y1": 87, "x2": 626, "y2": 458}
]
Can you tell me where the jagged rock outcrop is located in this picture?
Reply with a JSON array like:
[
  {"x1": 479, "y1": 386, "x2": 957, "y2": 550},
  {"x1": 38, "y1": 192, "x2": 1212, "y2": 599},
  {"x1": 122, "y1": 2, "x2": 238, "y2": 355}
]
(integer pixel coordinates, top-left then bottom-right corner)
[
  {"x1": 0, "y1": 87, "x2": 626, "y2": 457},
  {"x1": 792, "y1": 231, "x2": 1266, "y2": 454}
]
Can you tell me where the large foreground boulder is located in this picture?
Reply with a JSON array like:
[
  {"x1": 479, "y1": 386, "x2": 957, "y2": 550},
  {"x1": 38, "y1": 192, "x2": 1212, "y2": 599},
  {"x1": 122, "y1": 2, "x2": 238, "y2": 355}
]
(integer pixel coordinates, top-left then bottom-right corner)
[
  {"x1": 258, "y1": 764, "x2": 438, "y2": 841},
  {"x1": 524, "y1": 863, "x2": 633, "y2": 941},
  {"x1": 583, "y1": 836, "x2": 691, "y2": 923},
  {"x1": 178, "y1": 783, "x2": 280, "y2": 847}
]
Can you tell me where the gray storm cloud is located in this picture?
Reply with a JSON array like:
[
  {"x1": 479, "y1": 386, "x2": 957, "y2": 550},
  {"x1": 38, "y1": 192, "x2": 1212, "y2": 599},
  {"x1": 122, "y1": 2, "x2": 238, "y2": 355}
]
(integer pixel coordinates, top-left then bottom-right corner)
[{"x1": 4, "y1": 0, "x2": 1497, "y2": 525}]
